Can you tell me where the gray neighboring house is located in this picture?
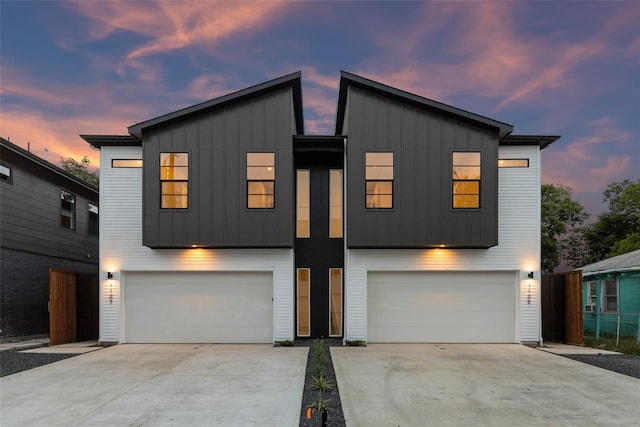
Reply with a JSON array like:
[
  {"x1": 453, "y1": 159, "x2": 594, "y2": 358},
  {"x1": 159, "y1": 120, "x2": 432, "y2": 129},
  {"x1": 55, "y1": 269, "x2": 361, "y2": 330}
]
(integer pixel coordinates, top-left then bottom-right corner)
[
  {"x1": 580, "y1": 249, "x2": 640, "y2": 340},
  {"x1": 0, "y1": 137, "x2": 99, "y2": 341}
]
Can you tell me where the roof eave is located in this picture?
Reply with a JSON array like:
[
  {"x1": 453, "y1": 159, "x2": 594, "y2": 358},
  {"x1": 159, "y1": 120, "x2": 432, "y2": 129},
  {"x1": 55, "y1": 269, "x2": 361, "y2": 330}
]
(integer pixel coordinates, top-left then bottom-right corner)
[
  {"x1": 80, "y1": 134, "x2": 141, "y2": 149},
  {"x1": 501, "y1": 134, "x2": 561, "y2": 150}
]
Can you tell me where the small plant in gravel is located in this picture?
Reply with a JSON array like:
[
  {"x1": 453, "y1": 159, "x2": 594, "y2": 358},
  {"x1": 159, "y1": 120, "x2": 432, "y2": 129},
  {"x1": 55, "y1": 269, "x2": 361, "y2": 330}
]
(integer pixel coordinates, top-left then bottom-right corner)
[
  {"x1": 345, "y1": 340, "x2": 365, "y2": 346},
  {"x1": 275, "y1": 340, "x2": 295, "y2": 347},
  {"x1": 311, "y1": 374, "x2": 334, "y2": 392}
]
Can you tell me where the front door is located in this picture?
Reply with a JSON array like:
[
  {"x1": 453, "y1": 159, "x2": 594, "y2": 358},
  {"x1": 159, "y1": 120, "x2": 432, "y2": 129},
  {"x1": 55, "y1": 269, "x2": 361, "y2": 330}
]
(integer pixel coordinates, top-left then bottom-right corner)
[{"x1": 295, "y1": 150, "x2": 344, "y2": 339}]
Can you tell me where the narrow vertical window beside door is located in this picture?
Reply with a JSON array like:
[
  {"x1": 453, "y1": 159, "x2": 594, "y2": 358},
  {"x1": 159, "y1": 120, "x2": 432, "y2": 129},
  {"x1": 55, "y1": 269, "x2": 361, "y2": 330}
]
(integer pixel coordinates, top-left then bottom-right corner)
[
  {"x1": 329, "y1": 268, "x2": 342, "y2": 336},
  {"x1": 297, "y1": 268, "x2": 310, "y2": 336},
  {"x1": 297, "y1": 170, "x2": 310, "y2": 238},
  {"x1": 329, "y1": 170, "x2": 343, "y2": 238}
]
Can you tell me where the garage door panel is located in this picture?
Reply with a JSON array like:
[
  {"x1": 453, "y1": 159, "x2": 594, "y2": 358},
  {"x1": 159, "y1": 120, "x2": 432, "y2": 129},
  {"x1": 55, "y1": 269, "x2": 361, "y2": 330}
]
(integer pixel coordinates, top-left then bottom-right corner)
[
  {"x1": 124, "y1": 272, "x2": 273, "y2": 343},
  {"x1": 368, "y1": 271, "x2": 515, "y2": 343}
]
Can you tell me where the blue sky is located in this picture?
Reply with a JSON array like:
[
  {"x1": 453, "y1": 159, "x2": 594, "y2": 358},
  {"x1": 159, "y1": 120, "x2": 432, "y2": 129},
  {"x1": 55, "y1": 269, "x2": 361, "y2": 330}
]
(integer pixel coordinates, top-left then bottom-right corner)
[{"x1": 1, "y1": 1, "x2": 639, "y2": 217}]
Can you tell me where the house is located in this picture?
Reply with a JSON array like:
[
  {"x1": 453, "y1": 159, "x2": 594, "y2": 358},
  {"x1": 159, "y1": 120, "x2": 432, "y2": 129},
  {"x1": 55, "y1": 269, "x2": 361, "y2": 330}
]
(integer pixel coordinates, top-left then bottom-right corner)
[
  {"x1": 580, "y1": 249, "x2": 640, "y2": 340},
  {"x1": 0, "y1": 137, "x2": 99, "y2": 341},
  {"x1": 81, "y1": 71, "x2": 557, "y2": 345}
]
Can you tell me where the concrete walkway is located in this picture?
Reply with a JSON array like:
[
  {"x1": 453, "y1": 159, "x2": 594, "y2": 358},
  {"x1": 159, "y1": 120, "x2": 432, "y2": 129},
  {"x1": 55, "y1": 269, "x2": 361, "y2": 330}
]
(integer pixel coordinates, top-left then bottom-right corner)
[
  {"x1": 331, "y1": 344, "x2": 640, "y2": 427},
  {"x1": 1, "y1": 344, "x2": 308, "y2": 427}
]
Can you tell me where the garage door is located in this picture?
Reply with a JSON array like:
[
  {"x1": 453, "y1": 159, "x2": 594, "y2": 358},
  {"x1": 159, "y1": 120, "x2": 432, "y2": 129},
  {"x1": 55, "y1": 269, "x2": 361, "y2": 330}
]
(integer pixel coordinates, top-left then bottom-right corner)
[
  {"x1": 368, "y1": 271, "x2": 515, "y2": 343},
  {"x1": 124, "y1": 271, "x2": 272, "y2": 343}
]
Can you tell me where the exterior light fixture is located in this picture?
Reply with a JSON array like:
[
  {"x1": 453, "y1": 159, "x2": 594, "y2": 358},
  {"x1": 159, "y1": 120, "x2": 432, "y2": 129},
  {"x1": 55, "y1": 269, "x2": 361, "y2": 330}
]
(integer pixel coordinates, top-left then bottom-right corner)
[
  {"x1": 107, "y1": 272, "x2": 114, "y2": 279},
  {"x1": 527, "y1": 271, "x2": 534, "y2": 279},
  {"x1": 107, "y1": 272, "x2": 114, "y2": 304}
]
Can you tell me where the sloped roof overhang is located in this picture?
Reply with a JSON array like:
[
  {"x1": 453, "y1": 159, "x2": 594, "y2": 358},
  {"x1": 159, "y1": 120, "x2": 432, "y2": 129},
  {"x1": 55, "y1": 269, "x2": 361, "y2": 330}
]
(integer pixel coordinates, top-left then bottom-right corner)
[
  {"x1": 80, "y1": 134, "x2": 141, "y2": 149},
  {"x1": 335, "y1": 71, "x2": 514, "y2": 140},
  {"x1": 127, "y1": 72, "x2": 304, "y2": 139}
]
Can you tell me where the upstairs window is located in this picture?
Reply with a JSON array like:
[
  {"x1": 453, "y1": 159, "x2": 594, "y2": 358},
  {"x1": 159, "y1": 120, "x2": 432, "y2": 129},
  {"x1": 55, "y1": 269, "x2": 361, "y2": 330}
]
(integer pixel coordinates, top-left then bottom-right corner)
[
  {"x1": 603, "y1": 279, "x2": 618, "y2": 313},
  {"x1": 88, "y1": 203, "x2": 99, "y2": 236},
  {"x1": 60, "y1": 189, "x2": 76, "y2": 229},
  {"x1": 1, "y1": 164, "x2": 12, "y2": 184},
  {"x1": 453, "y1": 152, "x2": 481, "y2": 208},
  {"x1": 160, "y1": 153, "x2": 188, "y2": 209},
  {"x1": 499, "y1": 158, "x2": 529, "y2": 168},
  {"x1": 112, "y1": 159, "x2": 142, "y2": 168},
  {"x1": 247, "y1": 153, "x2": 275, "y2": 209},
  {"x1": 365, "y1": 152, "x2": 393, "y2": 209}
]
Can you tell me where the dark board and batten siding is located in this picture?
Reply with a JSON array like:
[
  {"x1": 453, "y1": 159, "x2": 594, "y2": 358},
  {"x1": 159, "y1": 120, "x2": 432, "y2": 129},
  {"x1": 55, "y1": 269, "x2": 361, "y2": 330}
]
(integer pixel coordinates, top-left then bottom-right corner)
[
  {"x1": 143, "y1": 87, "x2": 294, "y2": 248},
  {"x1": 345, "y1": 87, "x2": 499, "y2": 248}
]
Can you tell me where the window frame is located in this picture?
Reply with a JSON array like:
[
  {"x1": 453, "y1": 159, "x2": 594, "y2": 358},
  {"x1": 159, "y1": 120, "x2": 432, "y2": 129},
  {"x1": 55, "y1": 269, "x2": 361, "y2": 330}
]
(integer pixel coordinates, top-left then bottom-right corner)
[
  {"x1": 247, "y1": 152, "x2": 275, "y2": 209},
  {"x1": 60, "y1": 188, "x2": 76, "y2": 230},
  {"x1": 160, "y1": 152, "x2": 189, "y2": 209},
  {"x1": 498, "y1": 158, "x2": 529, "y2": 168},
  {"x1": 365, "y1": 152, "x2": 394, "y2": 209},
  {"x1": 296, "y1": 169, "x2": 310, "y2": 238},
  {"x1": 0, "y1": 163, "x2": 12, "y2": 184},
  {"x1": 297, "y1": 268, "x2": 311, "y2": 337},
  {"x1": 452, "y1": 151, "x2": 481, "y2": 209},
  {"x1": 329, "y1": 169, "x2": 343, "y2": 238},
  {"x1": 112, "y1": 159, "x2": 142, "y2": 168},
  {"x1": 329, "y1": 268, "x2": 343, "y2": 337},
  {"x1": 88, "y1": 202, "x2": 99, "y2": 236}
]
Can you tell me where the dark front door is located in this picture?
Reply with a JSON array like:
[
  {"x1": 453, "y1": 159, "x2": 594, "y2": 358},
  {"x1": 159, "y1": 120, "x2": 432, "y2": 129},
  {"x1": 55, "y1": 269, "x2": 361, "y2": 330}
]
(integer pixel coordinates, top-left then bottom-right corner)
[{"x1": 295, "y1": 150, "x2": 344, "y2": 339}]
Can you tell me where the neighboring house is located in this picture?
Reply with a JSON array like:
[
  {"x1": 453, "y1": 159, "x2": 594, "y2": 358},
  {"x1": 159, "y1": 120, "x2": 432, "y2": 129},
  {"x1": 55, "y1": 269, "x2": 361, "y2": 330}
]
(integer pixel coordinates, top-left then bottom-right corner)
[
  {"x1": 0, "y1": 137, "x2": 99, "y2": 340},
  {"x1": 580, "y1": 249, "x2": 640, "y2": 339},
  {"x1": 82, "y1": 71, "x2": 557, "y2": 345}
]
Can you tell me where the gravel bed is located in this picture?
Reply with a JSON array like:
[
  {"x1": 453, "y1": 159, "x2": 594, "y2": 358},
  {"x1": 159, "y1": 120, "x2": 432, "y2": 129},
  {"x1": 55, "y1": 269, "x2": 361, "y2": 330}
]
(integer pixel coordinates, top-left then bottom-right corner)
[
  {"x1": 0, "y1": 349, "x2": 79, "y2": 377},
  {"x1": 561, "y1": 353, "x2": 640, "y2": 379},
  {"x1": 297, "y1": 339, "x2": 345, "y2": 427}
]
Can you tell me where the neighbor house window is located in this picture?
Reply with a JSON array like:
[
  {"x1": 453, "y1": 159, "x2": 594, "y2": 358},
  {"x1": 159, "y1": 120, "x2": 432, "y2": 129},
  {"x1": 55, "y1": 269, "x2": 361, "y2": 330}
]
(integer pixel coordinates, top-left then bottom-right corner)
[
  {"x1": 112, "y1": 159, "x2": 142, "y2": 168},
  {"x1": 365, "y1": 152, "x2": 393, "y2": 208},
  {"x1": 499, "y1": 159, "x2": 529, "y2": 168},
  {"x1": 329, "y1": 169, "x2": 343, "y2": 237},
  {"x1": 88, "y1": 203, "x2": 99, "y2": 236},
  {"x1": 453, "y1": 152, "x2": 481, "y2": 208},
  {"x1": 247, "y1": 153, "x2": 275, "y2": 208},
  {"x1": 1, "y1": 164, "x2": 12, "y2": 184},
  {"x1": 60, "y1": 189, "x2": 76, "y2": 229},
  {"x1": 602, "y1": 279, "x2": 618, "y2": 313},
  {"x1": 297, "y1": 170, "x2": 310, "y2": 237},
  {"x1": 160, "y1": 153, "x2": 188, "y2": 209},
  {"x1": 586, "y1": 281, "x2": 597, "y2": 312}
]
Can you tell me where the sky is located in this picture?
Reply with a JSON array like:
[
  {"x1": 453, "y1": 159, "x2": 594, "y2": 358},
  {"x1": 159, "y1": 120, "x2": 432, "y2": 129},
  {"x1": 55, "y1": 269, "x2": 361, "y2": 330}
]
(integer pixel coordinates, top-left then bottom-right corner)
[{"x1": 1, "y1": 1, "x2": 638, "y2": 218}]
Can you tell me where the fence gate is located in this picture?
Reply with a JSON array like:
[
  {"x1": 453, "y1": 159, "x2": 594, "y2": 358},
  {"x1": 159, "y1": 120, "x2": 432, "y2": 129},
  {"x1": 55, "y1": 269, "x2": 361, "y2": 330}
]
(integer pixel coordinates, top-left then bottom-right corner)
[
  {"x1": 541, "y1": 270, "x2": 583, "y2": 345},
  {"x1": 564, "y1": 270, "x2": 584, "y2": 345},
  {"x1": 49, "y1": 268, "x2": 77, "y2": 346}
]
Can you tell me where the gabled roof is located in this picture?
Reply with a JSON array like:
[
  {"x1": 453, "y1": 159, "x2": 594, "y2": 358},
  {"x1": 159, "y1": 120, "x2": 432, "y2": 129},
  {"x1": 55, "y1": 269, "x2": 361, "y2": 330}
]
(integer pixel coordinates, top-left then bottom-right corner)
[
  {"x1": 335, "y1": 71, "x2": 514, "y2": 139},
  {"x1": 0, "y1": 137, "x2": 98, "y2": 192},
  {"x1": 579, "y1": 249, "x2": 640, "y2": 277},
  {"x1": 128, "y1": 71, "x2": 304, "y2": 139}
]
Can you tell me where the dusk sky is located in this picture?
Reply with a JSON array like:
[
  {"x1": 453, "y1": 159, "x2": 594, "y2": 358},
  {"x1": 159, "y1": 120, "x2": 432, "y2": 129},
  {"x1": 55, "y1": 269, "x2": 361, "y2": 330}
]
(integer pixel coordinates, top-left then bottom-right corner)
[{"x1": 1, "y1": 1, "x2": 638, "y2": 218}]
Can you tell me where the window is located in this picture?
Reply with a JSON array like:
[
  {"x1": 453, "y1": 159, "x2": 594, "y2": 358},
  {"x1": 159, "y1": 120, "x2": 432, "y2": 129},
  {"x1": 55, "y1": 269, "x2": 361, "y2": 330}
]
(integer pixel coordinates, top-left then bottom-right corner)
[
  {"x1": 1, "y1": 164, "x2": 12, "y2": 184},
  {"x1": 112, "y1": 159, "x2": 142, "y2": 168},
  {"x1": 297, "y1": 170, "x2": 310, "y2": 238},
  {"x1": 329, "y1": 170, "x2": 343, "y2": 237},
  {"x1": 329, "y1": 268, "x2": 343, "y2": 336},
  {"x1": 586, "y1": 281, "x2": 597, "y2": 312},
  {"x1": 160, "y1": 153, "x2": 188, "y2": 209},
  {"x1": 453, "y1": 152, "x2": 481, "y2": 208},
  {"x1": 247, "y1": 153, "x2": 275, "y2": 209},
  {"x1": 365, "y1": 152, "x2": 393, "y2": 208},
  {"x1": 297, "y1": 268, "x2": 310, "y2": 337},
  {"x1": 88, "y1": 203, "x2": 99, "y2": 236},
  {"x1": 499, "y1": 158, "x2": 529, "y2": 168},
  {"x1": 60, "y1": 189, "x2": 76, "y2": 229},
  {"x1": 603, "y1": 279, "x2": 618, "y2": 313}
]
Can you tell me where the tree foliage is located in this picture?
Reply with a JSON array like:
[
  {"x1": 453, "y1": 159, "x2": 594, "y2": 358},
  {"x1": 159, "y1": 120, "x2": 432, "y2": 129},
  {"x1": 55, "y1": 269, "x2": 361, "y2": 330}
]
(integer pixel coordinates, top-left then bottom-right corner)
[
  {"x1": 60, "y1": 156, "x2": 99, "y2": 187},
  {"x1": 581, "y1": 179, "x2": 640, "y2": 262},
  {"x1": 541, "y1": 184, "x2": 588, "y2": 273}
]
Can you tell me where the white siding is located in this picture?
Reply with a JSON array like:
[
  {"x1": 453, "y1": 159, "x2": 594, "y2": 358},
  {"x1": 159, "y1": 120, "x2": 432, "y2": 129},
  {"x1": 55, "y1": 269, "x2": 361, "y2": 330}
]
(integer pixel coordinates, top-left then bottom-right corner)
[
  {"x1": 99, "y1": 146, "x2": 294, "y2": 343},
  {"x1": 345, "y1": 145, "x2": 541, "y2": 343}
]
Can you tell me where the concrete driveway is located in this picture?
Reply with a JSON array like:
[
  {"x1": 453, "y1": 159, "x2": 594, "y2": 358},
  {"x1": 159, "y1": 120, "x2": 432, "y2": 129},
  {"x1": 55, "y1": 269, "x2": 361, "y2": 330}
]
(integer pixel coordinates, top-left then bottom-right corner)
[
  {"x1": 1, "y1": 344, "x2": 307, "y2": 427},
  {"x1": 331, "y1": 344, "x2": 640, "y2": 427}
]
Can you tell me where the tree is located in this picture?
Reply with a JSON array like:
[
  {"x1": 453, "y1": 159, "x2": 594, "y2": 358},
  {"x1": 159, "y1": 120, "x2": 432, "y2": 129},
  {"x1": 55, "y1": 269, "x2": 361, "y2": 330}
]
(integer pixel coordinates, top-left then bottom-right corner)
[
  {"x1": 60, "y1": 156, "x2": 99, "y2": 187},
  {"x1": 541, "y1": 184, "x2": 588, "y2": 273},
  {"x1": 581, "y1": 179, "x2": 640, "y2": 261}
]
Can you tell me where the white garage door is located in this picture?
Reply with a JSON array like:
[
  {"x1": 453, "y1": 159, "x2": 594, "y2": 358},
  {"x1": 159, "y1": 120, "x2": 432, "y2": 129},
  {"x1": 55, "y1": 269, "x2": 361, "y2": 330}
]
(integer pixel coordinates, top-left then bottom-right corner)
[
  {"x1": 368, "y1": 271, "x2": 516, "y2": 343},
  {"x1": 124, "y1": 271, "x2": 273, "y2": 343}
]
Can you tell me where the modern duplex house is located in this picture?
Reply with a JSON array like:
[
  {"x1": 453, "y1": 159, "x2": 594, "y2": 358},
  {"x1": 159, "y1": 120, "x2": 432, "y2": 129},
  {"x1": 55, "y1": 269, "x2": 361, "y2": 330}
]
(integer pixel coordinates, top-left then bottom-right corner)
[
  {"x1": 82, "y1": 71, "x2": 557, "y2": 345},
  {"x1": 1, "y1": 137, "x2": 99, "y2": 341}
]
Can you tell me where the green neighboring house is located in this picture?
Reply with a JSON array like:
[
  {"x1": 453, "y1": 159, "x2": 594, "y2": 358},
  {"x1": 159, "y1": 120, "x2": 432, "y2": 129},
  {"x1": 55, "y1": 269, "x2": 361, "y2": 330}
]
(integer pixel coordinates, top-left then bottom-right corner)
[{"x1": 580, "y1": 249, "x2": 640, "y2": 340}]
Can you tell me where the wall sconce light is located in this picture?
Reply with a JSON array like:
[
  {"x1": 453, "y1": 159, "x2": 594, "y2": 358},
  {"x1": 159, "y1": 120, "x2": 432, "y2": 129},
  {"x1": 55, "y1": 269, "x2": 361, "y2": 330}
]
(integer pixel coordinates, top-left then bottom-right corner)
[
  {"x1": 527, "y1": 271, "x2": 534, "y2": 279},
  {"x1": 107, "y1": 272, "x2": 114, "y2": 280},
  {"x1": 526, "y1": 272, "x2": 534, "y2": 305},
  {"x1": 107, "y1": 272, "x2": 114, "y2": 304}
]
